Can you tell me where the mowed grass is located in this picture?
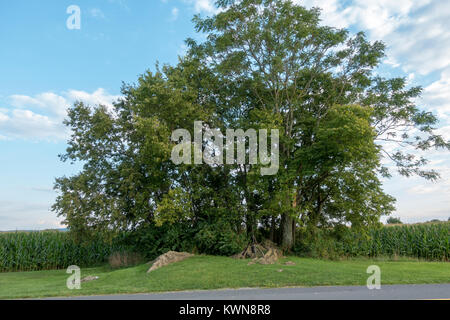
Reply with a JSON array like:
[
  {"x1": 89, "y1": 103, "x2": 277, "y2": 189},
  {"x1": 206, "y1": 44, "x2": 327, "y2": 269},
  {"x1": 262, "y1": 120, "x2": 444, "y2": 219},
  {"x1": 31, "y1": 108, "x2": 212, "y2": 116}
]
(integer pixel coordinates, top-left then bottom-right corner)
[{"x1": 0, "y1": 255, "x2": 449, "y2": 299}]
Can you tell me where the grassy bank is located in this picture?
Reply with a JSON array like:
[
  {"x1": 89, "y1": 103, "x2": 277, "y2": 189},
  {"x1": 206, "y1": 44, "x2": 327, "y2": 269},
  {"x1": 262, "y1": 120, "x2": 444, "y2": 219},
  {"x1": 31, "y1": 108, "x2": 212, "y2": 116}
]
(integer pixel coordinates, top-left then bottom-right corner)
[{"x1": 0, "y1": 256, "x2": 448, "y2": 299}]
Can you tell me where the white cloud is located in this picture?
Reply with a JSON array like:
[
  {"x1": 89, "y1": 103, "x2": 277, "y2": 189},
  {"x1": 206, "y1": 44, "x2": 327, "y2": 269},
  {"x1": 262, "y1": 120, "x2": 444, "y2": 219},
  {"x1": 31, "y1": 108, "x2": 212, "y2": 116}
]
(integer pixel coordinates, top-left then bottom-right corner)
[
  {"x1": 1, "y1": 109, "x2": 67, "y2": 141},
  {"x1": 384, "y1": 141, "x2": 450, "y2": 222},
  {"x1": 182, "y1": 1, "x2": 450, "y2": 75},
  {"x1": 10, "y1": 92, "x2": 69, "y2": 118},
  {"x1": 193, "y1": 0, "x2": 217, "y2": 13},
  {"x1": 408, "y1": 184, "x2": 441, "y2": 195},
  {"x1": 383, "y1": 1, "x2": 450, "y2": 75},
  {"x1": 90, "y1": 8, "x2": 106, "y2": 19},
  {"x1": 421, "y1": 68, "x2": 450, "y2": 121},
  {"x1": 171, "y1": 7, "x2": 180, "y2": 21},
  {"x1": 298, "y1": 0, "x2": 450, "y2": 76},
  {"x1": 383, "y1": 158, "x2": 450, "y2": 223},
  {"x1": 0, "y1": 89, "x2": 121, "y2": 141},
  {"x1": 435, "y1": 126, "x2": 450, "y2": 140},
  {"x1": 65, "y1": 88, "x2": 121, "y2": 112},
  {"x1": 182, "y1": 0, "x2": 219, "y2": 14},
  {"x1": 298, "y1": 0, "x2": 418, "y2": 34},
  {"x1": 296, "y1": 0, "x2": 351, "y2": 29},
  {"x1": 0, "y1": 109, "x2": 9, "y2": 122},
  {"x1": 0, "y1": 201, "x2": 64, "y2": 231},
  {"x1": 406, "y1": 166, "x2": 450, "y2": 200}
]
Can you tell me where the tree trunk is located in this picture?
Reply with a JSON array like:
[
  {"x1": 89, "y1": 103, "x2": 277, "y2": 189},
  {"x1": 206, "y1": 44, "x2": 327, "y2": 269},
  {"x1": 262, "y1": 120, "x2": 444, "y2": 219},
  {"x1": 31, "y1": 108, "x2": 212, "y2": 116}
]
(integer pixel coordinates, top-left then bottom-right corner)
[
  {"x1": 281, "y1": 213, "x2": 293, "y2": 249},
  {"x1": 270, "y1": 216, "x2": 275, "y2": 243},
  {"x1": 281, "y1": 189, "x2": 296, "y2": 250},
  {"x1": 292, "y1": 219, "x2": 296, "y2": 245},
  {"x1": 292, "y1": 192, "x2": 297, "y2": 245}
]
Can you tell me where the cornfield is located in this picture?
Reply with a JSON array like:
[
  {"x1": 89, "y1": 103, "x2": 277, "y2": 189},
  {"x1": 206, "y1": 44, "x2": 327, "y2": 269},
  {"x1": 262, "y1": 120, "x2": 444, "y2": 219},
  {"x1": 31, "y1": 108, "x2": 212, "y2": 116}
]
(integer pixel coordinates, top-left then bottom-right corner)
[
  {"x1": 364, "y1": 222, "x2": 450, "y2": 260},
  {"x1": 0, "y1": 231, "x2": 120, "y2": 272},
  {"x1": 296, "y1": 222, "x2": 450, "y2": 261}
]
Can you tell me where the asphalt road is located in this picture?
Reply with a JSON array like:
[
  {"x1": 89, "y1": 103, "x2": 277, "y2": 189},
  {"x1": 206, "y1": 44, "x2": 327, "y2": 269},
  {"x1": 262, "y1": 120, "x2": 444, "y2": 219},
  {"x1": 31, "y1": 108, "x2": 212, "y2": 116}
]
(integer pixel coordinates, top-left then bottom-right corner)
[{"x1": 51, "y1": 284, "x2": 450, "y2": 300}]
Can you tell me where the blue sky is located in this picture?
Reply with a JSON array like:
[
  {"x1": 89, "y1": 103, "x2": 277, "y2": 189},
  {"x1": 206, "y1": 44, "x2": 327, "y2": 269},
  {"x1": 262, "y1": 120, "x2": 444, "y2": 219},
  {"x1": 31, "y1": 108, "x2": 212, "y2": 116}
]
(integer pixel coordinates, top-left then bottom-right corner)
[{"x1": 0, "y1": 0, "x2": 449, "y2": 230}]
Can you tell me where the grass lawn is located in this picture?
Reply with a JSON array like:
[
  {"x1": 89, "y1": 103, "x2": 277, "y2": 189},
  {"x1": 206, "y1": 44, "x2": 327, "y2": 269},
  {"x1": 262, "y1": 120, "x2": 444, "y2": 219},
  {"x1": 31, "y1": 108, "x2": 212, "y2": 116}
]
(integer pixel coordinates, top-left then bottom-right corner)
[{"x1": 0, "y1": 256, "x2": 449, "y2": 299}]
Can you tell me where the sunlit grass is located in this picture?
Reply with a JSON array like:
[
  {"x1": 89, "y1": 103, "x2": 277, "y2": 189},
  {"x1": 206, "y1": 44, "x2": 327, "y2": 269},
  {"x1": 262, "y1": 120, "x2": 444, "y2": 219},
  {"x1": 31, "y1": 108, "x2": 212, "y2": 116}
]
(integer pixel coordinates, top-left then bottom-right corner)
[{"x1": 0, "y1": 255, "x2": 448, "y2": 299}]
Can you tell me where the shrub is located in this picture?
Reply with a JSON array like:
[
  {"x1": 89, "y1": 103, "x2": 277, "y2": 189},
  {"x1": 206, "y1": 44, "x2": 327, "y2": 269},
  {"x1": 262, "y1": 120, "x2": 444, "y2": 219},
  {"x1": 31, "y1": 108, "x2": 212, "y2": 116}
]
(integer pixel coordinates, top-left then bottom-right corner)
[
  {"x1": 117, "y1": 219, "x2": 247, "y2": 259},
  {"x1": 193, "y1": 220, "x2": 247, "y2": 256},
  {"x1": 108, "y1": 251, "x2": 144, "y2": 269},
  {"x1": 116, "y1": 223, "x2": 197, "y2": 260}
]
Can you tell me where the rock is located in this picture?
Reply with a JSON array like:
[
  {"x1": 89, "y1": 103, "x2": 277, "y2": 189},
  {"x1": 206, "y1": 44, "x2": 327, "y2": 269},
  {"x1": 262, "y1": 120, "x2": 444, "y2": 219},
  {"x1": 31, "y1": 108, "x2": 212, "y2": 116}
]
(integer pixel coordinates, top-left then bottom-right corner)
[
  {"x1": 147, "y1": 251, "x2": 194, "y2": 273},
  {"x1": 277, "y1": 269, "x2": 283, "y2": 272},
  {"x1": 81, "y1": 276, "x2": 99, "y2": 283}
]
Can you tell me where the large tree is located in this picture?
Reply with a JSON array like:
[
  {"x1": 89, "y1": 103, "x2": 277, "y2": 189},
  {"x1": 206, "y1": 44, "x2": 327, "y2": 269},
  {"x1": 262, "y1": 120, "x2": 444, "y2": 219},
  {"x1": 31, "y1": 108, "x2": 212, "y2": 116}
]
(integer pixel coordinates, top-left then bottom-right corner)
[
  {"x1": 54, "y1": 0, "x2": 449, "y2": 250},
  {"x1": 187, "y1": 0, "x2": 449, "y2": 248}
]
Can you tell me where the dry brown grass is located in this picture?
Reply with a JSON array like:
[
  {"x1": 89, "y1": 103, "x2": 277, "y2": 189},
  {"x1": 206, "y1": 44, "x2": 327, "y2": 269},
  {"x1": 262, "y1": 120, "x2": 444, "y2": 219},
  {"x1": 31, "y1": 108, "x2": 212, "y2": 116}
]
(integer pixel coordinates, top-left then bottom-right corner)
[{"x1": 108, "y1": 251, "x2": 144, "y2": 269}]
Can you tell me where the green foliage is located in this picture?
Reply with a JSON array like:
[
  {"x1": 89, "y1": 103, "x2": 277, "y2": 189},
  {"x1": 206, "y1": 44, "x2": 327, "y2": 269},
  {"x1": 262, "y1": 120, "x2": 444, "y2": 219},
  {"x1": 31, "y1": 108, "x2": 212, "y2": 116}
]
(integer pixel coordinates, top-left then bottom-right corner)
[
  {"x1": 293, "y1": 222, "x2": 450, "y2": 261},
  {"x1": 193, "y1": 220, "x2": 248, "y2": 256},
  {"x1": 53, "y1": 0, "x2": 449, "y2": 251},
  {"x1": 154, "y1": 188, "x2": 193, "y2": 227},
  {"x1": 0, "y1": 232, "x2": 122, "y2": 272},
  {"x1": 117, "y1": 219, "x2": 247, "y2": 259},
  {"x1": 116, "y1": 224, "x2": 196, "y2": 259},
  {"x1": 108, "y1": 251, "x2": 144, "y2": 269}
]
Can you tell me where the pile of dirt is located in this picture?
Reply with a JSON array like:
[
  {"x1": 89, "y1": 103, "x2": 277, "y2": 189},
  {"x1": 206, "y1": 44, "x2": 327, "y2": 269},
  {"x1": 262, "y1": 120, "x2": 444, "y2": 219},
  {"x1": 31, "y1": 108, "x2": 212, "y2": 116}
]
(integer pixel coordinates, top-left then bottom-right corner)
[
  {"x1": 233, "y1": 240, "x2": 283, "y2": 265},
  {"x1": 147, "y1": 251, "x2": 194, "y2": 273}
]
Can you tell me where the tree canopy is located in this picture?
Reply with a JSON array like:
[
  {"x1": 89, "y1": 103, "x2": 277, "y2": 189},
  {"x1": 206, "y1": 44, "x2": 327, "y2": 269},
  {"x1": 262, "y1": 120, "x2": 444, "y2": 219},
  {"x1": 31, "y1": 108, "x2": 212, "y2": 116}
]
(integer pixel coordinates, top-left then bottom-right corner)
[{"x1": 53, "y1": 0, "x2": 449, "y2": 249}]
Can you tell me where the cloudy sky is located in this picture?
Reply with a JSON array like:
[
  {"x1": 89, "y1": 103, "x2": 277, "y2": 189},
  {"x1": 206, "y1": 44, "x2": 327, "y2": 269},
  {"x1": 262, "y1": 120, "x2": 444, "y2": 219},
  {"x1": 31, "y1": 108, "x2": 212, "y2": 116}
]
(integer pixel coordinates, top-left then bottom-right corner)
[{"x1": 0, "y1": 0, "x2": 449, "y2": 230}]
